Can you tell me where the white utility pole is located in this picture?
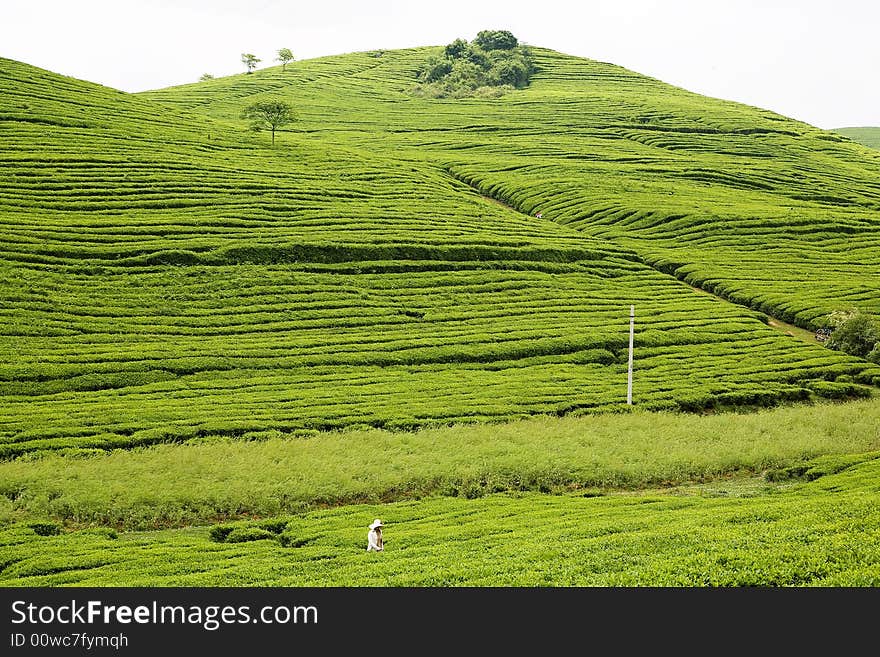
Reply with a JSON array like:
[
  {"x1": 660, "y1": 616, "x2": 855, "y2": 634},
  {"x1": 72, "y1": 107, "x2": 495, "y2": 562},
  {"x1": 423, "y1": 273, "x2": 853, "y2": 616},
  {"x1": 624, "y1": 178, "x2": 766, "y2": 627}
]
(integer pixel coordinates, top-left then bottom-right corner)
[{"x1": 627, "y1": 304, "x2": 634, "y2": 406}]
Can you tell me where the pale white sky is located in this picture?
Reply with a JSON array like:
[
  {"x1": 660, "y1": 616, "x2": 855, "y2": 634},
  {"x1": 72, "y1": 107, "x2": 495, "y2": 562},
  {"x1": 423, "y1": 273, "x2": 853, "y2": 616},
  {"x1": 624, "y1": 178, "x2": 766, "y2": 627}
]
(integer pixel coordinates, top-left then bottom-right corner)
[{"x1": 1, "y1": 0, "x2": 877, "y2": 129}]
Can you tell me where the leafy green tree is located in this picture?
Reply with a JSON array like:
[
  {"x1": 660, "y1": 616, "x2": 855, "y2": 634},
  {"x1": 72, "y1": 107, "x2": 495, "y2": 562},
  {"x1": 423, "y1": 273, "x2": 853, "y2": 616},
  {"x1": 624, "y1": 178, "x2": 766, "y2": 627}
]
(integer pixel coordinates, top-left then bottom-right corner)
[
  {"x1": 240, "y1": 100, "x2": 296, "y2": 146},
  {"x1": 490, "y1": 59, "x2": 529, "y2": 87},
  {"x1": 241, "y1": 53, "x2": 261, "y2": 74},
  {"x1": 444, "y1": 39, "x2": 470, "y2": 59},
  {"x1": 447, "y1": 59, "x2": 489, "y2": 88},
  {"x1": 826, "y1": 309, "x2": 879, "y2": 358},
  {"x1": 276, "y1": 48, "x2": 295, "y2": 71},
  {"x1": 474, "y1": 30, "x2": 518, "y2": 51},
  {"x1": 199, "y1": 73, "x2": 215, "y2": 82},
  {"x1": 419, "y1": 55, "x2": 453, "y2": 83},
  {"x1": 464, "y1": 47, "x2": 489, "y2": 68}
]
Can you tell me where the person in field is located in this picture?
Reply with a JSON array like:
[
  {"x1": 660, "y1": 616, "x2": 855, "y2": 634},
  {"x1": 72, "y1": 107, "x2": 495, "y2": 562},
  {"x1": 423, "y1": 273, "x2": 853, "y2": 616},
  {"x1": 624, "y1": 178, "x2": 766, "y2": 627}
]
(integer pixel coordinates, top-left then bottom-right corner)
[{"x1": 367, "y1": 519, "x2": 384, "y2": 552}]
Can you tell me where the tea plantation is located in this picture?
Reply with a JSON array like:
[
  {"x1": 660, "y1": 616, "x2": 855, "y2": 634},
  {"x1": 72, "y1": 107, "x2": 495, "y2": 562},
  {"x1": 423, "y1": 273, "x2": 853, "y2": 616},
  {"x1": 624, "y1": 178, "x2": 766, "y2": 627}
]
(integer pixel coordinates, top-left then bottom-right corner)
[
  {"x1": 2, "y1": 445, "x2": 879, "y2": 586},
  {"x1": 834, "y1": 127, "x2": 880, "y2": 150},
  {"x1": 1, "y1": 44, "x2": 879, "y2": 586}
]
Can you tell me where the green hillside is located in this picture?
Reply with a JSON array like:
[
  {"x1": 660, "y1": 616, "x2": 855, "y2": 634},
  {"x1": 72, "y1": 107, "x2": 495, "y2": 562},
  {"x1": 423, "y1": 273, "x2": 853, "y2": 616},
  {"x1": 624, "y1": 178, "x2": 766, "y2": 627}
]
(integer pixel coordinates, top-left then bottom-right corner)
[
  {"x1": 834, "y1": 126, "x2": 880, "y2": 150},
  {"x1": 2, "y1": 43, "x2": 880, "y2": 587},
  {"x1": 144, "y1": 47, "x2": 880, "y2": 327},
  {"x1": 2, "y1": 51, "x2": 880, "y2": 458}
]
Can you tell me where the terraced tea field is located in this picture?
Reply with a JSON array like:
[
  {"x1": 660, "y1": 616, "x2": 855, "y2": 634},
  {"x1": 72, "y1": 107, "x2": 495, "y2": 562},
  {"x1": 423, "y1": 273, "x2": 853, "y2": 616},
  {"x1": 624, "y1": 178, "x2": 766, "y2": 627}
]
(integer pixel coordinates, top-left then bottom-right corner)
[
  {"x1": 3, "y1": 52, "x2": 880, "y2": 457},
  {"x1": 145, "y1": 48, "x2": 880, "y2": 327},
  {"x1": 2, "y1": 43, "x2": 880, "y2": 587}
]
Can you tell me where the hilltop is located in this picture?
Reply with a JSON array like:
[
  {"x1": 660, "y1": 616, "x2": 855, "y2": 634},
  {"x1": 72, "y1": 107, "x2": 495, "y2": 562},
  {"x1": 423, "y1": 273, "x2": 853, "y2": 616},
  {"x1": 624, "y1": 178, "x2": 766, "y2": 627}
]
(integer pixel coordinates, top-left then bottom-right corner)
[{"x1": 143, "y1": 46, "x2": 880, "y2": 325}]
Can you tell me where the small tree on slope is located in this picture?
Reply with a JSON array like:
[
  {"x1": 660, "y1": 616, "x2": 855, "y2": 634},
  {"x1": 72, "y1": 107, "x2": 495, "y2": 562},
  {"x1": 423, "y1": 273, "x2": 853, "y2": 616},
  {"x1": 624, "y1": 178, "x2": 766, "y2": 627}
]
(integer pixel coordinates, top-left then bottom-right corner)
[
  {"x1": 240, "y1": 101, "x2": 296, "y2": 146},
  {"x1": 276, "y1": 48, "x2": 295, "y2": 71},
  {"x1": 241, "y1": 53, "x2": 261, "y2": 73}
]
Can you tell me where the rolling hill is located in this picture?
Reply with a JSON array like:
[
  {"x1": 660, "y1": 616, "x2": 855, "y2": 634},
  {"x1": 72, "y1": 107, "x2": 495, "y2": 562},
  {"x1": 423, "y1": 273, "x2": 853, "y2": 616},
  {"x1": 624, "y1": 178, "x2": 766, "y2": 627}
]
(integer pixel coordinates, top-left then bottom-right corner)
[
  {"x1": 2, "y1": 42, "x2": 880, "y2": 587},
  {"x1": 2, "y1": 49, "x2": 879, "y2": 458}
]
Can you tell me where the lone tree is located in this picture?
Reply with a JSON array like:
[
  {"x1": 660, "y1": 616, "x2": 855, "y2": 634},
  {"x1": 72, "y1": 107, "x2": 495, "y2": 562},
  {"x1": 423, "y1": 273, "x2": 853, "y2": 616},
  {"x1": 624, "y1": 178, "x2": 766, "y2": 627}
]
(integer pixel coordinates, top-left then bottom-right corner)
[
  {"x1": 240, "y1": 100, "x2": 295, "y2": 146},
  {"x1": 199, "y1": 73, "x2": 214, "y2": 82},
  {"x1": 241, "y1": 53, "x2": 261, "y2": 73},
  {"x1": 276, "y1": 48, "x2": 295, "y2": 71}
]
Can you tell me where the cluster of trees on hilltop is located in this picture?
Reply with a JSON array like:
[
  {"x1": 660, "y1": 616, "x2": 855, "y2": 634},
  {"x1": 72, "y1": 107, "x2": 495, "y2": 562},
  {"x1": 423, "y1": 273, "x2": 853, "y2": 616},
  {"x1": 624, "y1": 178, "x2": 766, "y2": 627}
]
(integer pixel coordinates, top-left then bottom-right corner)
[{"x1": 413, "y1": 30, "x2": 534, "y2": 98}]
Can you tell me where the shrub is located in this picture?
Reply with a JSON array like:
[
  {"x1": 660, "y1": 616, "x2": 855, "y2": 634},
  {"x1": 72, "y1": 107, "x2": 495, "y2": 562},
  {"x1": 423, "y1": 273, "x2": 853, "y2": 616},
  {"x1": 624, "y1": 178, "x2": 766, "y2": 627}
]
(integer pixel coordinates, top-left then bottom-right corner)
[
  {"x1": 209, "y1": 524, "x2": 236, "y2": 543},
  {"x1": 225, "y1": 527, "x2": 276, "y2": 543},
  {"x1": 473, "y1": 30, "x2": 518, "y2": 51},
  {"x1": 444, "y1": 38, "x2": 470, "y2": 59},
  {"x1": 257, "y1": 518, "x2": 289, "y2": 534},
  {"x1": 807, "y1": 380, "x2": 874, "y2": 400},
  {"x1": 420, "y1": 55, "x2": 453, "y2": 83},
  {"x1": 28, "y1": 521, "x2": 62, "y2": 536},
  {"x1": 826, "y1": 309, "x2": 879, "y2": 359}
]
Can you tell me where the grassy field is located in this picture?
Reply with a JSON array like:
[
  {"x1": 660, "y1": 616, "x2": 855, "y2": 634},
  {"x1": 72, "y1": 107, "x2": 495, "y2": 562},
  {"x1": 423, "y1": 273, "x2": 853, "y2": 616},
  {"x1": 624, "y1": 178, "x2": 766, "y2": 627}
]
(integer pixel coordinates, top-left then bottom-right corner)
[
  {"x1": 2, "y1": 399, "x2": 879, "y2": 586},
  {"x1": 834, "y1": 127, "x2": 880, "y2": 150},
  {"x1": 2, "y1": 44, "x2": 880, "y2": 586},
  {"x1": 2, "y1": 445, "x2": 879, "y2": 586},
  {"x1": 2, "y1": 398, "x2": 878, "y2": 530}
]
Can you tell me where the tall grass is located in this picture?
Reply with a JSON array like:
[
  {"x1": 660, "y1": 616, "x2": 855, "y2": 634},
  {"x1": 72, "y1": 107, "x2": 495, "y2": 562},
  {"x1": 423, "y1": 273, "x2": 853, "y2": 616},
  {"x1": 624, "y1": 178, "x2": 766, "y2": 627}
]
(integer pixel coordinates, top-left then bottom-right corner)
[{"x1": 2, "y1": 399, "x2": 878, "y2": 529}]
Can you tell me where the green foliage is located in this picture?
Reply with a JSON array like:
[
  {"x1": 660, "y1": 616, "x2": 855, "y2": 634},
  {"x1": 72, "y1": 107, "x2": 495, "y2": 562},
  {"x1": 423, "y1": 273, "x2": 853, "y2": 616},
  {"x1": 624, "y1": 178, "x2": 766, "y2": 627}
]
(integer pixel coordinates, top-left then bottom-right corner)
[
  {"x1": 414, "y1": 31, "x2": 533, "y2": 97},
  {"x1": 240, "y1": 100, "x2": 296, "y2": 145},
  {"x1": 224, "y1": 527, "x2": 276, "y2": 543},
  {"x1": 4, "y1": 452, "x2": 880, "y2": 585},
  {"x1": 27, "y1": 521, "x2": 61, "y2": 536},
  {"x1": 240, "y1": 53, "x2": 260, "y2": 73},
  {"x1": 473, "y1": 30, "x2": 519, "y2": 51},
  {"x1": 209, "y1": 524, "x2": 236, "y2": 542},
  {"x1": 826, "y1": 309, "x2": 879, "y2": 359},
  {"x1": 257, "y1": 518, "x2": 290, "y2": 534},
  {"x1": 276, "y1": 48, "x2": 295, "y2": 71},
  {"x1": 278, "y1": 531, "x2": 317, "y2": 548},
  {"x1": 2, "y1": 42, "x2": 880, "y2": 587},
  {"x1": 806, "y1": 380, "x2": 874, "y2": 400},
  {"x1": 444, "y1": 38, "x2": 469, "y2": 59},
  {"x1": 766, "y1": 452, "x2": 876, "y2": 482},
  {"x1": 1, "y1": 49, "x2": 879, "y2": 481},
  {"x1": 2, "y1": 399, "x2": 879, "y2": 529},
  {"x1": 199, "y1": 73, "x2": 214, "y2": 82}
]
